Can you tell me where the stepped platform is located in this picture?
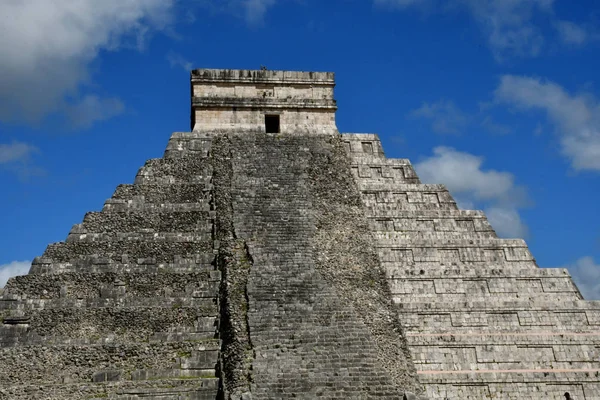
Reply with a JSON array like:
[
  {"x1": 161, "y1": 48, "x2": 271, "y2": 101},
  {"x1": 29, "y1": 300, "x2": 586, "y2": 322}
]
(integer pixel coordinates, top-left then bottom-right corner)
[
  {"x1": 345, "y1": 132, "x2": 600, "y2": 399},
  {"x1": 2, "y1": 68, "x2": 596, "y2": 399}
]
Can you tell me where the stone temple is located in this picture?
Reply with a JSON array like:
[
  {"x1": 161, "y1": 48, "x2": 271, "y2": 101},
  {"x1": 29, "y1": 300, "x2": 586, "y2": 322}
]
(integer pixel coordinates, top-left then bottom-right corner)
[{"x1": 1, "y1": 68, "x2": 599, "y2": 400}]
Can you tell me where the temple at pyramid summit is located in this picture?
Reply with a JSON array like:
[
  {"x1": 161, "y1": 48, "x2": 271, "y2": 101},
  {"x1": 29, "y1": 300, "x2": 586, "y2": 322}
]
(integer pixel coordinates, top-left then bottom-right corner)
[{"x1": 1, "y1": 68, "x2": 600, "y2": 400}]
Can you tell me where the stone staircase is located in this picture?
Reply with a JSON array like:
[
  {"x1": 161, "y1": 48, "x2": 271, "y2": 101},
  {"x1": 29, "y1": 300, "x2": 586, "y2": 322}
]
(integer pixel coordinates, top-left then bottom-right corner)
[
  {"x1": 219, "y1": 133, "x2": 424, "y2": 399},
  {"x1": 344, "y1": 133, "x2": 600, "y2": 399},
  {"x1": 0, "y1": 133, "x2": 221, "y2": 399},
  {"x1": 1, "y1": 132, "x2": 427, "y2": 400}
]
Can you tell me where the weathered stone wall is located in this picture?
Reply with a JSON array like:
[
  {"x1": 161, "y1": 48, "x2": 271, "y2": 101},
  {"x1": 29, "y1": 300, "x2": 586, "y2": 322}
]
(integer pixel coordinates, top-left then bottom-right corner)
[
  {"x1": 0, "y1": 133, "x2": 221, "y2": 399},
  {"x1": 192, "y1": 81, "x2": 334, "y2": 100},
  {"x1": 343, "y1": 132, "x2": 600, "y2": 400},
  {"x1": 192, "y1": 108, "x2": 337, "y2": 135},
  {"x1": 1, "y1": 129, "x2": 427, "y2": 400},
  {"x1": 224, "y1": 132, "x2": 424, "y2": 399},
  {"x1": 191, "y1": 69, "x2": 337, "y2": 134}
]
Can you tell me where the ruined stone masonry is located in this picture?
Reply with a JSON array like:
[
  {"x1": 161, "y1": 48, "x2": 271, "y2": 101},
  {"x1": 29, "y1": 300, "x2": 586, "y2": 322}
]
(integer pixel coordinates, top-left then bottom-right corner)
[{"x1": 1, "y1": 68, "x2": 599, "y2": 399}]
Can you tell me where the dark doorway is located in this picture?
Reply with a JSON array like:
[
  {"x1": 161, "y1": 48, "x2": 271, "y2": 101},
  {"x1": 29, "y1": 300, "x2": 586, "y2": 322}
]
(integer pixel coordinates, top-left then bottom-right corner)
[{"x1": 265, "y1": 114, "x2": 280, "y2": 133}]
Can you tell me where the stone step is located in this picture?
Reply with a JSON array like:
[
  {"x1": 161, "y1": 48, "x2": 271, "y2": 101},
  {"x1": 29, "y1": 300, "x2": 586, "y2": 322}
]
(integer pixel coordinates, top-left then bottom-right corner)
[
  {"x1": 2, "y1": 271, "x2": 220, "y2": 300},
  {"x1": 112, "y1": 183, "x2": 211, "y2": 204},
  {"x1": 0, "y1": 340, "x2": 219, "y2": 386},
  {"x1": 385, "y1": 265, "x2": 568, "y2": 278},
  {"x1": 358, "y1": 182, "x2": 454, "y2": 195},
  {"x1": 0, "y1": 320, "x2": 218, "y2": 347},
  {"x1": 385, "y1": 260, "x2": 539, "y2": 271},
  {"x1": 42, "y1": 240, "x2": 214, "y2": 263},
  {"x1": 373, "y1": 231, "x2": 497, "y2": 240},
  {"x1": 1, "y1": 378, "x2": 219, "y2": 400},
  {"x1": 64, "y1": 232, "x2": 213, "y2": 244},
  {"x1": 418, "y1": 370, "x2": 600, "y2": 400},
  {"x1": 350, "y1": 165, "x2": 420, "y2": 184},
  {"x1": 133, "y1": 156, "x2": 212, "y2": 184},
  {"x1": 378, "y1": 241, "x2": 535, "y2": 270},
  {"x1": 0, "y1": 295, "x2": 217, "y2": 312},
  {"x1": 163, "y1": 131, "x2": 214, "y2": 159},
  {"x1": 391, "y1": 291, "x2": 582, "y2": 304},
  {"x1": 28, "y1": 257, "x2": 216, "y2": 274},
  {"x1": 388, "y1": 274, "x2": 580, "y2": 297},
  {"x1": 350, "y1": 155, "x2": 412, "y2": 166},
  {"x1": 397, "y1": 305, "x2": 600, "y2": 332},
  {"x1": 395, "y1": 299, "x2": 600, "y2": 311},
  {"x1": 404, "y1": 321, "x2": 600, "y2": 335},
  {"x1": 102, "y1": 198, "x2": 211, "y2": 212},
  {"x1": 365, "y1": 202, "x2": 460, "y2": 211},
  {"x1": 76, "y1": 210, "x2": 213, "y2": 234},
  {"x1": 133, "y1": 175, "x2": 212, "y2": 186},
  {"x1": 0, "y1": 306, "x2": 217, "y2": 344},
  {"x1": 359, "y1": 186, "x2": 458, "y2": 210},
  {"x1": 415, "y1": 357, "x2": 599, "y2": 373},
  {"x1": 341, "y1": 133, "x2": 386, "y2": 156},
  {"x1": 407, "y1": 331, "x2": 600, "y2": 346},
  {"x1": 367, "y1": 209, "x2": 488, "y2": 218},
  {"x1": 369, "y1": 214, "x2": 495, "y2": 235}
]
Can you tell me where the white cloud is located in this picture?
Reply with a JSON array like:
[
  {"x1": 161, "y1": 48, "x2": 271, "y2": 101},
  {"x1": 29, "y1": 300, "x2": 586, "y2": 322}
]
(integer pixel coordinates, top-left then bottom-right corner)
[
  {"x1": 0, "y1": 261, "x2": 30, "y2": 288},
  {"x1": 464, "y1": 0, "x2": 552, "y2": 59},
  {"x1": 167, "y1": 51, "x2": 193, "y2": 72},
  {"x1": 495, "y1": 75, "x2": 600, "y2": 172},
  {"x1": 555, "y1": 20, "x2": 588, "y2": 45},
  {"x1": 484, "y1": 206, "x2": 528, "y2": 239},
  {"x1": 375, "y1": 0, "x2": 562, "y2": 60},
  {"x1": 65, "y1": 95, "x2": 125, "y2": 129},
  {"x1": 0, "y1": 0, "x2": 174, "y2": 127},
  {"x1": 0, "y1": 142, "x2": 38, "y2": 165},
  {"x1": 414, "y1": 146, "x2": 529, "y2": 238},
  {"x1": 243, "y1": 0, "x2": 277, "y2": 24},
  {"x1": 410, "y1": 100, "x2": 469, "y2": 134},
  {"x1": 564, "y1": 256, "x2": 600, "y2": 300},
  {"x1": 480, "y1": 115, "x2": 512, "y2": 135}
]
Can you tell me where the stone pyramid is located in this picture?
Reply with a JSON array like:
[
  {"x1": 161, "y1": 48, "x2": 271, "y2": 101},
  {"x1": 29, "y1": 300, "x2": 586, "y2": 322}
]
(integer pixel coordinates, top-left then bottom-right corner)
[{"x1": 1, "y1": 69, "x2": 598, "y2": 400}]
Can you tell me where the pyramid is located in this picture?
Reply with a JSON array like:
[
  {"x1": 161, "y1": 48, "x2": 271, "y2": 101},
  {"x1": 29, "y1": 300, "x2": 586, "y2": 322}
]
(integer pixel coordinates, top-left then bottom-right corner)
[{"x1": 1, "y1": 69, "x2": 598, "y2": 400}]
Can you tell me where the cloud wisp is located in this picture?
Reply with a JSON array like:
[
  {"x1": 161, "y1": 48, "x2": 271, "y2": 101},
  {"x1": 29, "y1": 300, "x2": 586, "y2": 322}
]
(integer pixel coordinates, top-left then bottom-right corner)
[
  {"x1": 375, "y1": 0, "x2": 592, "y2": 60},
  {"x1": 243, "y1": 0, "x2": 278, "y2": 24},
  {"x1": 0, "y1": 142, "x2": 38, "y2": 165},
  {"x1": 167, "y1": 51, "x2": 194, "y2": 72},
  {"x1": 0, "y1": 0, "x2": 175, "y2": 128},
  {"x1": 564, "y1": 256, "x2": 600, "y2": 300},
  {"x1": 409, "y1": 99, "x2": 512, "y2": 136},
  {"x1": 0, "y1": 261, "x2": 31, "y2": 288},
  {"x1": 0, "y1": 141, "x2": 44, "y2": 179},
  {"x1": 414, "y1": 146, "x2": 530, "y2": 238},
  {"x1": 495, "y1": 75, "x2": 600, "y2": 172},
  {"x1": 409, "y1": 100, "x2": 469, "y2": 135}
]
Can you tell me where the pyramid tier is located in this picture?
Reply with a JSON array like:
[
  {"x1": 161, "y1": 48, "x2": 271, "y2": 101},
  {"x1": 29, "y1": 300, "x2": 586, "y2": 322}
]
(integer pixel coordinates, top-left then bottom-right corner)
[
  {"x1": 74, "y1": 210, "x2": 213, "y2": 234},
  {"x1": 419, "y1": 371, "x2": 600, "y2": 400},
  {"x1": 42, "y1": 240, "x2": 214, "y2": 264},
  {"x1": 0, "y1": 377, "x2": 219, "y2": 400},
  {"x1": 111, "y1": 183, "x2": 211, "y2": 205},
  {"x1": 0, "y1": 340, "x2": 219, "y2": 386},
  {"x1": 344, "y1": 132, "x2": 598, "y2": 399},
  {"x1": 28, "y1": 257, "x2": 216, "y2": 274},
  {"x1": 3, "y1": 270, "x2": 219, "y2": 300}
]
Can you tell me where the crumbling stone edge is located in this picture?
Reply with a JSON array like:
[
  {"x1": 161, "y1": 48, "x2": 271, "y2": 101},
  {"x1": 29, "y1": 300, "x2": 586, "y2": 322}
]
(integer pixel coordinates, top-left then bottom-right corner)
[{"x1": 212, "y1": 134, "x2": 254, "y2": 400}]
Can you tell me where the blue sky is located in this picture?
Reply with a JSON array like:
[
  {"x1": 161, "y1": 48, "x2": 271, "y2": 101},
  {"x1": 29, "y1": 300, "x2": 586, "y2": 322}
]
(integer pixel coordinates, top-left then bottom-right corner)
[{"x1": 1, "y1": 0, "x2": 599, "y2": 297}]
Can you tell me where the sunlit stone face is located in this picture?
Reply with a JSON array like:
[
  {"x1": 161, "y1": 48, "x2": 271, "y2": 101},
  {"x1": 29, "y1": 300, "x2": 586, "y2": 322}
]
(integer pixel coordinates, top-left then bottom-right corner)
[{"x1": 190, "y1": 69, "x2": 338, "y2": 134}]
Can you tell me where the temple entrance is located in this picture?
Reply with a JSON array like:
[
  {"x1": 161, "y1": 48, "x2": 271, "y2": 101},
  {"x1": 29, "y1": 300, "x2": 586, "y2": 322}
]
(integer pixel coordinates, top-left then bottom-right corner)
[{"x1": 265, "y1": 114, "x2": 280, "y2": 133}]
